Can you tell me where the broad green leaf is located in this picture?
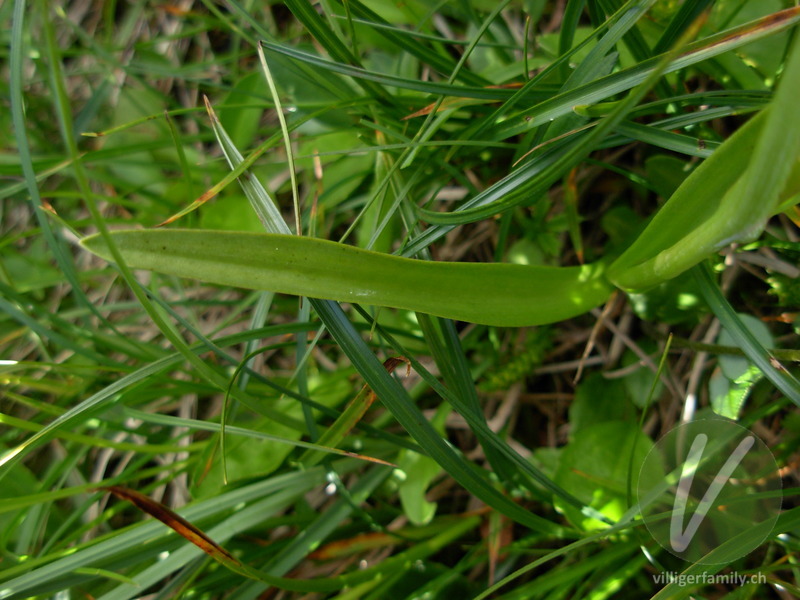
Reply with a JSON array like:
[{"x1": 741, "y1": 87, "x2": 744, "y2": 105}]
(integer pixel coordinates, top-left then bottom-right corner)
[
  {"x1": 717, "y1": 314, "x2": 774, "y2": 382},
  {"x1": 610, "y1": 33, "x2": 800, "y2": 290},
  {"x1": 709, "y1": 365, "x2": 761, "y2": 421},
  {"x1": 80, "y1": 230, "x2": 613, "y2": 327},
  {"x1": 193, "y1": 385, "x2": 347, "y2": 498},
  {"x1": 568, "y1": 373, "x2": 637, "y2": 438},
  {"x1": 397, "y1": 402, "x2": 449, "y2": 525},
  {"x1": 554, "y1": 421, "x2": 655, "y2": 530}
]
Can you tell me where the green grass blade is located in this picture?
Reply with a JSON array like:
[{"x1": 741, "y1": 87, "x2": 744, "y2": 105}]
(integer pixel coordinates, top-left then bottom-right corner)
[
  {"x1": 259, "y1": 41, "x2": 555, "y2": 100},
  {"x1": 255, "y1": 466, "x2": 391, "y2": 582},
  {"x1": 7, "y1": 0, "x2": 123, "y2": 340},
  {"x1": 654, "y1": 0, "x2": 715, "y2": 54},
  {"x1": 332, "y1": 0, "x2": 490, "y2": 86},
  {"x1": 418, "y1": 6, "x2": 700, "y2": 226},
  {"x1": 693, "y1": 264, "x2": 800, "y2": 407},
  {"x1": 399, "y1": 8, "x2": 799, "y2": 255},
  {"x1": 490, "y1": 6, "x2": 800, "y2": 140},
  {"x1": 310, "y1": 298, "x2": 563, "y2": 534},
  {"x1": 351, "y1": 307, "x2": 606, "y2": 519},
  {"x1": 559, "y1": 0, "x2": 588, "y2": 79},
  {"x1": 203, "y1": 98, "x2": 291, "y2": 235},
  {"x1": 611, "y1": 120, "x2": 715, "y2": 157},
  {"x1": 415, "y1": 314, "x2": 517, "y2": 481},
  {"x1": 257, "y1": 45, "x2": 302, "y2": 235},
  {"x1": 296, "y1": 358, "x2": 405, "y2": 468},
  {"x1": 281, "y1": 0, "x2": 393, "y2": 103},
  {"x1": 134, "y1": 290, "x2": 424, "y2": 453},
  {"x1": 0, "y1": 470, "x2": 332, "y2": 598},
  {"x1": 0, "y1": 323, "x2": 320, "y2": 479}
]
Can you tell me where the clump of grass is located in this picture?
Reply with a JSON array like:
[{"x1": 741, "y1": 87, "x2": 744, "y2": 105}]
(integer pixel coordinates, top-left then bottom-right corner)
[{"x1": 2, "y1": 1, "x2": 800, "y2": 599}]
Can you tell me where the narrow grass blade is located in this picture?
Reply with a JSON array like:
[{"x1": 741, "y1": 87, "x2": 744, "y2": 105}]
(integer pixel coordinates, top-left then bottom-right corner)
[
  {"x1": 203, "y1": 97, "x2": 291, "y2": 235},
  {"x1": 611, "y1": 120, "x2": 715, "y2": 157},
  {"x1": 351, "y1": 306, "x2": 608, "y2": 518},
  {"x1": 693, "y1": 264, "x2": 800, "y2": 407},
  {"x1": 94, "y1": 481, "x2": 478, "y2": 594},
  {"x1": 311, "y1": 298, "x2": 564, "y2": 534},
  {"x1": 0, "y1": 470, "x2": 332, "y2": 597},
  {"x1": 415, "y1": 314, "x2": 517, "y2": 482},
  {"x1": 474, "y1": 514, "x2": 641, "y2": 600},
  {"x1": 257, "y1": 45, "x2": 301, "y2": 235},
  {"x1": 281, "y1": 0, "x2": 392, "y2": 102},
  {"x1": 0, "y1": 323, "x2": 317, "y2": 479},
  {"x1": 654, "y1": 0, "x2": 715, "y2": 54},
  {"x1": 100, "y1": 486, "x2": 244, "y2": 565},
  {"x1": 490, "y1": 6, "x2": 800, "y2": 140},
  {"x1": 7, "y1": 0, "x2": 135, "y2": 342},
  {"x1": 255, "y1": 466, "x2": 391, "y2": 582},
  {"x1": 418, "y1": 7, "x2": 704, "y2": 226},
  {"x1": 259, "y1": 41, "x2": 554, "y2": 100},
  {"x1": 297, "y1": 357, "x2": 407, "y2": 468},
  {"x1": 330, "y1": 0, "x2": 490, "y2": 86},
  {"x1": 157, "y1": 100, "x2": 367, "y2": 226}
]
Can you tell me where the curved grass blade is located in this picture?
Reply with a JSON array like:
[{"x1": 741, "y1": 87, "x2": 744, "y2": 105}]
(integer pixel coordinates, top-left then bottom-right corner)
[
  {"x1": 0, "y1": 323, "x2": 316, "y2": 479},
  {"x1": 98, "y1": 483, "x2": 479, "y2": 594},
  {"x1": 417, "y1": 6, "x2": 705, "y2": 226},
  {"x1": 81, "y1": 229, "x2": 612, "y2": 327},
  {"x1": 253, "y1": 466, "x2": 392, "y2": 585},
  {"x1": 157, "y1": 98, "x2": 370, "y2": 227},
  {"x1": 259, "y1": 41, "x2": 556, "y2": 101},
  {"x1": 311, "y1": 298, "x2": 565, "y2": 534},
  {"x1": 297, "y1": 357, "x2": 408, "y2": 468},
  {"x1": 400, "y1": 10, "x2": 800, "y2": 253},
  {"x1": 203, "y1": 97, "x2": 289, "y2": 235},
  {"x1": 0, "y1": 469, "x2": 332, "y2": 597},
  {"x1": 329, "y1": 0, "x2": 490, "y2": 87},
  {"x1": 350, "y1": 306, "x2": 610, "y2": 521},
  {"x1": 473, "y1": 511, "x2": 644, "y2": 600},
  {"x1": 490, "y1": 6, "x2": 800, "y2": 141},
  {"x1": 693, "y1": 264, "x2": 800, "y2": 408},
  {"x1": 415, "y1": 313, "x2": 516, "y2": 483},
  {"x1": 280, "y1": 0, "x2": 394, "y2": 103},
  {"x1": 654, "y1": 0, "x2": 715, "y2": 54},
  {"x1": 610, "y1": 120, "x2": 716, "y2": 157}
]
